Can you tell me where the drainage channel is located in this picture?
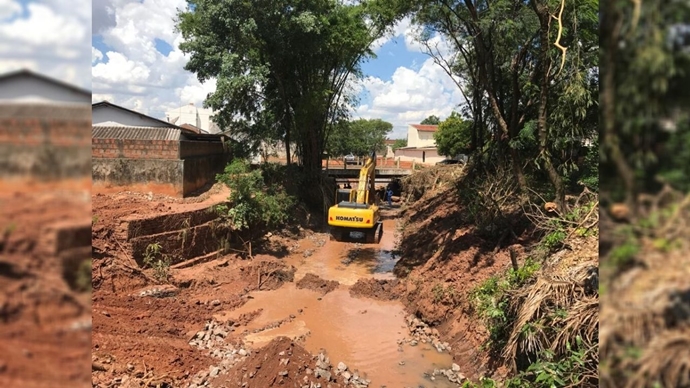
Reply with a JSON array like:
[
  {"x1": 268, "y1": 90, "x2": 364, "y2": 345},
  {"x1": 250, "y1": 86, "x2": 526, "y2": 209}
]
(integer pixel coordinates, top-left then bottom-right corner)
[{"x1": 209, "y1": 214, "x2": 464, "y2": 387}]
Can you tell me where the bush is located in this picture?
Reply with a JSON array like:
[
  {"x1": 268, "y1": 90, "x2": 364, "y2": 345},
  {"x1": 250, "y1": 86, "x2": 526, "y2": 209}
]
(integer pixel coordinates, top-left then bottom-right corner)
[{"x1": 214, "y1": 159, "x2": 295, "y2": 257}]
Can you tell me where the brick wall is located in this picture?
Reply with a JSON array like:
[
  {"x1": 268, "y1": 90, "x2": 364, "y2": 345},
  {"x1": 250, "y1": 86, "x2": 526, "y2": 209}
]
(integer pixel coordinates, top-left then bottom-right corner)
[
  {"x1": 92, "y1": 138, "x2": 180, "y2": 159},
  {"x1": 0, "y1": 104, "x2": 91, "y2": 179}
]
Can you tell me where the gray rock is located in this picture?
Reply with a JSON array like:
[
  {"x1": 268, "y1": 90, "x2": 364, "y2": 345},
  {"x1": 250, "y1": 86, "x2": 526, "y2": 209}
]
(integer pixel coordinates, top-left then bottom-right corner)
[
  {"x1": 337, "y1": 362, "x2": 347, "y2": 372},
  {"x1": 238, "y1": 349, "x2": 248, "y2": 356},
  {"x1": 209, "y1": 366, "x2": 220, "y2": 377},
  {"x1": 451, "y1": 363, "x2": 460, "y2": 372}
]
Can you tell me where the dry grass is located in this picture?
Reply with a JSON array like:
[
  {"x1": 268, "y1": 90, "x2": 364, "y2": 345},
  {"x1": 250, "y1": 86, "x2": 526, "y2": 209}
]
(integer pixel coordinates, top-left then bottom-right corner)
[
  {"x1": 401, "y1": 163, "x2": 468, "y2": 203},
  {"x1": 600, "y1": 188, "x2": 690, "y2": 388},
  {"x1": 503, "y1": 255, "x2": 598, "y2": 372}
]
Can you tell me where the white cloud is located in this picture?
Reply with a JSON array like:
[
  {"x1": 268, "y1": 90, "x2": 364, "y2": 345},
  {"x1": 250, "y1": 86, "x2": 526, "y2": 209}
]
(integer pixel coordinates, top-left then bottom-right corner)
[
  {"x1": 352, "y1": 58, "x2": 466, "y2": 139},
  {"x1": 0, "y1": 0, "x2": 91, "y2": 90},
  {"x1": 0, "y1": 0, "x2": 21, "y2": 21},
  {"x1": 92, "y1": 47, "x2": 104, "y2": 63},
  {"x1": 91, "y1": 0, "x2": 217, "y2": 119}
]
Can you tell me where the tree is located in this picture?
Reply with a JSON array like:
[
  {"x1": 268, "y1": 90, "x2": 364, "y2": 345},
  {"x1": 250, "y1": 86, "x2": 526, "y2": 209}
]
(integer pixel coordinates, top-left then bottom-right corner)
[
  {"x1": 403, "y1": 0, "x2": 598, "y2": 210},
  {"x1": 326, "y1": 118, "x2": 392, "y2": 157},
  {"x1": 421, "y1": 115, "x2": 441, "y2": 125},
  {"x1": 176, "y1": 0, "x2": 403, "y2": 184},
  {"x1": 392, "y1": 138, "x2": 407, "y2": 151},
  {"x1": 434, "y1": 112, "x2": 472, "y2": 158},
  {"x1": 214, "y1": 160, "x2": 295, "y2": 258}
]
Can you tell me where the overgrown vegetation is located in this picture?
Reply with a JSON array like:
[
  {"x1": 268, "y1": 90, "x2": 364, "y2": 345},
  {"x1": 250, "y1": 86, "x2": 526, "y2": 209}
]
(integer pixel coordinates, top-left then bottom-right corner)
[
  {"x1": 142, "y1": 242, "x2": 171, "y2": 283},
  {"x1": 214, "y1": 159, "x2": 296, "y2": 258}
]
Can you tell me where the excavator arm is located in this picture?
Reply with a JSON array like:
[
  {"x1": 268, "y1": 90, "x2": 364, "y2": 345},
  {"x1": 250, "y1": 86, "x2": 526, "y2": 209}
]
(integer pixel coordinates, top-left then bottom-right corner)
[{"x1": 354, "y1": 150, "x2": 376, "y2": 205}]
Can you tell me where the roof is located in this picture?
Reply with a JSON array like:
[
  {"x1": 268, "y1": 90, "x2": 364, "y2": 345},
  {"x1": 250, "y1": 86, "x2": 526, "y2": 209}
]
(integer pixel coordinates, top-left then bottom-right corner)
[
  {"x1": 0, "y1": 68, "x2": 91, "y2": 97},
  {"x1": 92, "y1": 125, "x2": 182, "y2": 141},
  {"x1": 93, "y1": 100, "x2": 189, "y2": 131},
  {"x1": 180, "y1": 123, "x2": 202, "y2": 134},
  {"x1": 397, "y1": 146, "x2": 438, "y2": 151},
  {"x1": 411, "y1": 124, "x2": 438, "y2": 132}
]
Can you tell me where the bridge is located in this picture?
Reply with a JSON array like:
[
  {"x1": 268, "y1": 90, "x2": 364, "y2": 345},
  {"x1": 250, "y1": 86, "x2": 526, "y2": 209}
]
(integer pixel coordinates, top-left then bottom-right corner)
[{"x1": 323, "y1": 166, "x2": 413, "y2": 184}]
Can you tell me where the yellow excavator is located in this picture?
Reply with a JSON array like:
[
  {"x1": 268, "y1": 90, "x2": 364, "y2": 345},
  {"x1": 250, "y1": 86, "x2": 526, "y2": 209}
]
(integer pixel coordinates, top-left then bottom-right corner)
[{"x1": 327, "y1": 151, "x2": 383, "y2": 243}]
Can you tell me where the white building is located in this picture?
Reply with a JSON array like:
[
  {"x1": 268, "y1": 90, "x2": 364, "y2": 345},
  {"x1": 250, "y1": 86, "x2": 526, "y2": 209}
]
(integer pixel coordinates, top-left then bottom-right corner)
[
  {"x1": 165, "y1": 103, "x2": 221, "y2": 134},
  {"x1": 394, "y1": 124, "x2": 444, "y2": 165}
]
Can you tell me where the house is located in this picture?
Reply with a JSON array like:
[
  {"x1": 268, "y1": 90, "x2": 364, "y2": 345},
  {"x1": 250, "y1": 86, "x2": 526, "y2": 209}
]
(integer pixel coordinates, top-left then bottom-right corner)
[
  {"x1": 165, "y1": 103, "x2": 222, "y2": 134},
  {"x1": 0, "y1": 68, "x2": 91, "y2": 104},
  {"x1": 92, "y1": 101, "x2": 231, "y2": 197},
  {"x1": 0, "y1": 69, "x2": 91, "y2": 182},
  {"x1": 394, "y1": 124, "x2": 444, "y2": 165}
]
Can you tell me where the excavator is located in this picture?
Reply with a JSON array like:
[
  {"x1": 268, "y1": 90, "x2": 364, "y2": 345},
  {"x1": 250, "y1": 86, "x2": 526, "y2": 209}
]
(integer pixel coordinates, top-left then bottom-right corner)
[{"x1": 327, "y1": 150, "x2": 383, "y2": 243}]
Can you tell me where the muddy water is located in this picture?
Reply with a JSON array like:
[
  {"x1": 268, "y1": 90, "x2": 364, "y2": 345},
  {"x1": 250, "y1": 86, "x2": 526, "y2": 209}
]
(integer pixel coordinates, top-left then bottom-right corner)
[{"x1": 218, "y1": 213, "x2": 457, "y2": 387}]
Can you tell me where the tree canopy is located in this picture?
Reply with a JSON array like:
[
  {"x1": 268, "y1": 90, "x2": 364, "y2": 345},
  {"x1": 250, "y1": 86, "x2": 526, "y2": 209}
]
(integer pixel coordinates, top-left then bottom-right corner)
[
  {"x1": 420, "y1": 115, "x2": 441, "y2": 125},
  {"x1": 327, "y1": 118, "x2": 393, "y2": 157},
  {"x1": 176, "y1": 0, "x2": 403, "y2": 178},
  {"x1": 434, "y1": 112, "x2": 472, "y2": 158}
]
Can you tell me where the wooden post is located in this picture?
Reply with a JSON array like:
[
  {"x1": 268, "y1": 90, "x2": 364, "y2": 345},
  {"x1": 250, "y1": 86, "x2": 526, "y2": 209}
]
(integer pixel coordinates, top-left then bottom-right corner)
[
  {"x1": 396, "y1": 157, "x2": 400, "y2": 168},
  {"x1": 412, "y1": 160, "x2": 416, "y2": 170}
]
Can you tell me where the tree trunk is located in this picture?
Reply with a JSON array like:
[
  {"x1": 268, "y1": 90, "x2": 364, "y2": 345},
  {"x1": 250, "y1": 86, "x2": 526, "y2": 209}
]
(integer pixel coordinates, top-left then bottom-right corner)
[
  {"x1": 532, "y1": 0, "x2": 566, "y2": 211},
  {"x1": 602, "y1": 0, "x2": 636, "y2": 214}
]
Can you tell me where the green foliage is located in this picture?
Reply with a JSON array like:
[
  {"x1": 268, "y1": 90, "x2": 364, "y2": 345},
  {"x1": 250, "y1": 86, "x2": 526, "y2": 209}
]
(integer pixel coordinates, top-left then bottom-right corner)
[
  {"x1": 421, "y1": 115, "x2": 441, "y2": 125},
  {"x1": 75, "y1": 259, "x2": 92, "y2": 292},
  {"x1": 434, "y1": 112, "x2": 473, "y2": 157},
  {"x1": 542, "y1": 229, "x2": 566, "y2": 250},
  {"x1": 469, "y1": 258, "x2": 541, "y2": 353},
  {"x1": 142, "y1": 242, "x2": 171, "y2": 283},
  {"x1": 391, "y1": 138, "x2": 407, "y2": 151},
  {"x1": 215, "y1": 159, "x2": 295, "y2": 233},
  {"x1": 327, "y1": 118, "x2": 393, "y2": 157},
  {"x1": 176, "y1": 0, "x2": 402, "y2": 172},
  {"x1": 432, "y1": 283, "x2": 457, "y2": 304}
]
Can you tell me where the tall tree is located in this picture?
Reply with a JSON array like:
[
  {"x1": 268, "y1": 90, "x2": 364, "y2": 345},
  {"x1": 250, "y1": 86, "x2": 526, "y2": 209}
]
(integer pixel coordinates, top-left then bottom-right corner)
[
  {"x1": 405, "y1": 0, "x2": 598, "y2": 208},
  {"x1": 176, "y1": 0, "x2": 402, "y2": 180},
  {"x1": 434, "y1": 112, "x2": 472, "y2": 157},
  {"x1": 421, "y1": 115, "x2": 441, "y2": 125}
]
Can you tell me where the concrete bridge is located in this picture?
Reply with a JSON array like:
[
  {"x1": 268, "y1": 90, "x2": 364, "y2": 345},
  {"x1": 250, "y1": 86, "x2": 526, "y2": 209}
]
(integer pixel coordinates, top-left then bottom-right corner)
[{"x1": 323, "y1": 166, "x2": 413, "y2": 184}]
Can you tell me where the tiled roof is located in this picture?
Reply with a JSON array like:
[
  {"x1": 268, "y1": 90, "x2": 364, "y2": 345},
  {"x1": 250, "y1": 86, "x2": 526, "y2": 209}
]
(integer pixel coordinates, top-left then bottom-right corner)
[
  {"x1": 411, "y1": 124, "x2": 438, "y2": 132},
  {"x1": 92, "y1": 125, "x2": 182, "y2": 141}
]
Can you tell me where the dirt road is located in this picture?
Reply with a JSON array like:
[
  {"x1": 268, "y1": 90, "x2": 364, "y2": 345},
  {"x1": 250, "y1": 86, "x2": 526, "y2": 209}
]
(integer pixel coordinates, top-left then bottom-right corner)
[{"x1": 91, "y1": 192, "x2": 466, "y2": 388}]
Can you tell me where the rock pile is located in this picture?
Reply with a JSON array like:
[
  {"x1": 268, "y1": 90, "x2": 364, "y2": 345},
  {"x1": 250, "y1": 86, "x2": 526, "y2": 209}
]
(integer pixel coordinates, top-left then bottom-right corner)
[
  {"x1": 186, "y1": 320, "x2": 251, "y2": 388},
  {"x1": 429, "y1": 364, "x2": 466, "y2": 385},
  {"x1": 306, "y1": 352, "x2": 371, "y2": 388},
  {"x1": 404, "y1": 315, "x2": 451, "y2": 353}
]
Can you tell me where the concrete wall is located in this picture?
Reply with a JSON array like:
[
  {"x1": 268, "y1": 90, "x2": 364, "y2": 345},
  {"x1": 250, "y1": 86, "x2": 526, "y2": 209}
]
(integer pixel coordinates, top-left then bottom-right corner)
[
  {"x1": 92, "y1": 138, "x2": 180, "y2": 159},
  {"x1": 0, "y1": 104, "x2": 91, "y2": 180},
  {"x1": 183, "y1": 154, "x2": 229, "y2": 195},
  {"x1": 394, "y1": 148, "x2": 444, "y2": 165},
  {"x1": 92, "y1": 158, "x2": 185, "y2": 196},
  {"x1": 179, "y1": 140, "x2": 224, "y2": 158}
]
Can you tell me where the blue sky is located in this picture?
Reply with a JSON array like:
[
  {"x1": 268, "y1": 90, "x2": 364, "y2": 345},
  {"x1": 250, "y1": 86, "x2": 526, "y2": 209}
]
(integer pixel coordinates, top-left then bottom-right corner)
[
  {"x1": 0, "y1": 0, "x2": 91, "y2": 89},
  {"x1": 90, "y1": 0, "x2": 465, "y2": 140}
]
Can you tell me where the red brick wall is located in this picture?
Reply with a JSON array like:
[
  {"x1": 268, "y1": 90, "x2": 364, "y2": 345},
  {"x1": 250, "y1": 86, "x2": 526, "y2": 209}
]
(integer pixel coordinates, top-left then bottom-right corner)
[
  {"x1": 0, "y1": 117, "x2": 91, "y2": 147},
  {"x1": 92, "y1": 138, "x2": 180, "y2": 159},
  {"x1": 0, "y1": 105, "x2": 92, "y2": 180}
]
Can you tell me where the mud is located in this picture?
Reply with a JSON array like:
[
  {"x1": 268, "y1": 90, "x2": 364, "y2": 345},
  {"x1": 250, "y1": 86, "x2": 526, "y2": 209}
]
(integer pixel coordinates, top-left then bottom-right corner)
[
  {"x1": 0, "y1": 180, "x2": 91, "y2": 388},
  {"x1": 92, "y1": 188, "x2": 470, "y2": 388},
  {"x1": 349, "y1": 278, "x2": 401, "y2": 301},
  {"x1": 296, "y1": 273, "x2": 340, "y2": 295}
]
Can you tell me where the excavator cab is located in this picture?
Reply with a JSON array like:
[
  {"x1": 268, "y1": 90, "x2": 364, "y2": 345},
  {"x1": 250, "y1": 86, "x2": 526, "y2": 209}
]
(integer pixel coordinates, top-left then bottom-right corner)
[{"x1": 328, "y1": 151, "x2": 383, "y2": 243}]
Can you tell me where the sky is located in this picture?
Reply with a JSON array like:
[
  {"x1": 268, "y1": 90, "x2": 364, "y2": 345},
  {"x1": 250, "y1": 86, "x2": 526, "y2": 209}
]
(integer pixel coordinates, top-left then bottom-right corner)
[
  {"x1": 0, "y1": 0, "x2": 91, "y2": 90},
  {"x1": 91, "y1": 0, "x2": 466, "y2": 140},
  {"x1": 0, "y1": 0, "x2": 466, "y2": 140}
]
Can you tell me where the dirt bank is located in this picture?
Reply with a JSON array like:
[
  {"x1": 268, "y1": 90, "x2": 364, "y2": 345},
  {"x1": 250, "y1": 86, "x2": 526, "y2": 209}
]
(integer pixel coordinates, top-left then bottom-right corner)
[
  {"x1": 393, "y1": 165, "x2": 598, "y2": 382},
  {"x1": 0, "y1": 180, "x2": 91, "y2": 388}
]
